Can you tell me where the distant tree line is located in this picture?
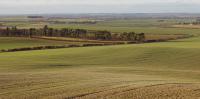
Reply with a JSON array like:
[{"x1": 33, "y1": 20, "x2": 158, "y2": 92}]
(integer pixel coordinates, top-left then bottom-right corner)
[
  {"x1": 112, "y1": 32, "x2": 145, "y2": 42},
  {"x1": 0, "y1": 25, "x2": 145, "y2": 41},
  {"x1": 27, "y1": 16, "x2": 44, "y2": 18},
  {"x1": 68, "y1": 21, "x2": 97, "y2": 24},
  {"x1": 178, "y1": 19, "x2": 200, "y2": 25}
]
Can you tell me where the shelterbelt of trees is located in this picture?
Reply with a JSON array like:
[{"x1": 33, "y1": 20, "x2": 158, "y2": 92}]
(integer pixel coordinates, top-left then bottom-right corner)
[{"x1": 0, "y1": 25, "x2": 145, "y2": 41}]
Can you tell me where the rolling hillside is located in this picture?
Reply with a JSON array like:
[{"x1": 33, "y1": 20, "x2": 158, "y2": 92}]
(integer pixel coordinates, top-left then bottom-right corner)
[{"x1": 0, "y1": 36, "x2": 200, "y2": 98}]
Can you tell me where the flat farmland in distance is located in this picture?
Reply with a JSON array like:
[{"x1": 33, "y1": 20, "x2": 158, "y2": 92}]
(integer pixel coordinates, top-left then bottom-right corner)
[
  {"x1": 173, "y1": 24, "x2": 200, "y2": 29},
  {"x1": 1, "y1": 17, "x2": 200, "y2": 35}
]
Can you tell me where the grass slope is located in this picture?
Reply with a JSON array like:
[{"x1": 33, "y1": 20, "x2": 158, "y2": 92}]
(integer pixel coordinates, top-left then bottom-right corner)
[
  {"x1": 0, "y1": 36, "x2": 200, "y2": 98},
  {"x1": 0, "y1": 37, "x2": 83, "y2": 50}
]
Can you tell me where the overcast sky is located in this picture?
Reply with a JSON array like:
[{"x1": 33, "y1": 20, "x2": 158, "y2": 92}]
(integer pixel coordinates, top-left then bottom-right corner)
[{"x1": 1, "y1": 0, "x2": 200, "y2": 14}]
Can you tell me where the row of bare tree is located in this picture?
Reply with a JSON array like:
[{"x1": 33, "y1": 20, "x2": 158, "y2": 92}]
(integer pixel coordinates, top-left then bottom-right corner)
[{"x1": 0, "y1": 25, "x2": 145, "y2": 41}]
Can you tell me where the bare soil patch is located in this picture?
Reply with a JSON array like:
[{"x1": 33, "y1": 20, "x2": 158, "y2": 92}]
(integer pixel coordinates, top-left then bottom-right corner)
[{"x1": 69, "y1": 83, "x2": 200, "y2": 99}]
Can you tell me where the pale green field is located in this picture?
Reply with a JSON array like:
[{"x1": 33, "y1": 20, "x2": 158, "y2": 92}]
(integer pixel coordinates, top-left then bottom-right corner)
[{"x1": 1, "y1": 36, "x2": 200, "y2": 98}]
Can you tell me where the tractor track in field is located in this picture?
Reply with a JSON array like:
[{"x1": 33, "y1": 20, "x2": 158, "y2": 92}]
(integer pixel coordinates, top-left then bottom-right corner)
[
  {"x1": 0, "y1": 80, "x2": 135, "y2": 99},
  {"x1": 66, "y1": 83, "x2": 200, "y2": 99},
  {"x1": 65, "y1": 85, "x2": 132, "y2": 99}
]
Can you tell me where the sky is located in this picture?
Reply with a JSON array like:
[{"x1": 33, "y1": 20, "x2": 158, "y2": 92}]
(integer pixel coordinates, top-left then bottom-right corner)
[{"x1": 1, "y1": 0, "x2": 200, "y2": 14}]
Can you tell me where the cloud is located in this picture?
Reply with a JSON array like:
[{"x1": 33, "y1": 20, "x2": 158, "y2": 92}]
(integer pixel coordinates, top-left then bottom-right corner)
[
  {"x1": 1, "y1": 0, "x2": 200, "y2": 6},
  {"x1": 1, "y1": 0, "x2": 200, "y2": 14}
]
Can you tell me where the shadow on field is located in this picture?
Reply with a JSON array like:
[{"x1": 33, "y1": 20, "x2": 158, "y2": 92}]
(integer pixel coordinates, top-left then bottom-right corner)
[{"x1": 47, "y1": 64, "x2": 74, "y2": 67}]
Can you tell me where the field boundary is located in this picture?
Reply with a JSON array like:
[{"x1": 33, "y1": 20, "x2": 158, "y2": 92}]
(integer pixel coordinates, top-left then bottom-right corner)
[
  {"x1": 31, "y1": 36, "x2": 133, "y2": 44},
  {"x1": 0, "y1": 44, "x2": 105, "y2": 53},
  {"x1": 0, "y1": 34, "x2": 193, "y2": 53}
]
